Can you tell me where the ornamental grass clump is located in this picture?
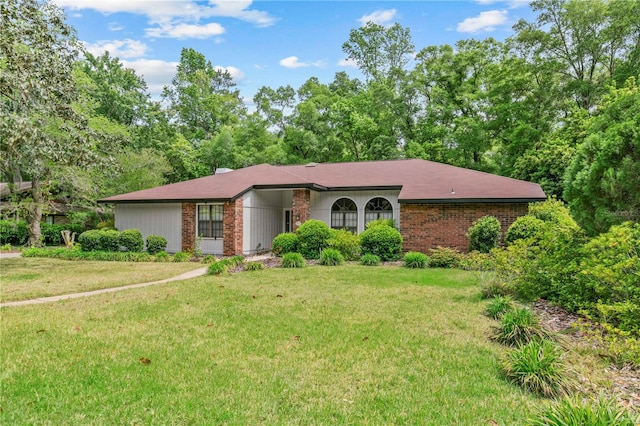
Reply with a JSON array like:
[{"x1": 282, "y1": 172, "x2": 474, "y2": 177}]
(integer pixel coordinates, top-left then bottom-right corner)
[
  {"x1": 502, "y1": 339, "x2": 574, "y2": 398},
  {"x1": 529, "y1": 396, "x2": 639, "y2": 426},
  {"x1": 319, "y1": 248, "x2": 344, "y2": 266},
  {"x1": 493, "y1": 307, "x2": 549, "y2": 346},
  {"x1": 360, "y1": 253, "x2": 381, "y2": 266},
  {"x1": 485, "y1": 295, "x2": 515, "y2": 319},
  {"x1": 245, "y1": 261, "x2": 264, "y2": 271},
  {"x1": 154, "y1": 251, "x2": 170, "y2": 262},
  {"x1": 404, "y1": 251, "x2": 428, "y2": 268},
  {"x1": 281, "y1": 252, "x2": 305, "y2": 268},
  {"x1": 172, "y1": 251, "x2": 190, "y2": 262},
  {"x1": 207, "y1": 260, "x2": 228, "y2": 275}
]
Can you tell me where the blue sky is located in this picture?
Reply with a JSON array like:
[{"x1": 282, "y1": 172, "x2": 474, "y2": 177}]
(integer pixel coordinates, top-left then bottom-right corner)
[{"x1": 53, "y1": 1, "x2": 537, "y2": 104}]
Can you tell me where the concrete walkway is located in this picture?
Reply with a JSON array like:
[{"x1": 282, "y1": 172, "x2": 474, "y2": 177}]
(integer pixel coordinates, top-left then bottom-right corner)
[{"x1": 0, "y1": 253, "x2": 274, "y2": 308}]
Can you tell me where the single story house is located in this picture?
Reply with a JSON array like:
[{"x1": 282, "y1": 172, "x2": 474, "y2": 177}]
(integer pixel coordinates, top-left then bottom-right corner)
[{"x1": 99, "y1": 159, "x2": 546, "y2": 255}]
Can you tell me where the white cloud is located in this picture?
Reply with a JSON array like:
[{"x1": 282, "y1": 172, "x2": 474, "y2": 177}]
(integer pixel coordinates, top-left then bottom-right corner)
[
  {"x1": 146, "y1": 22, "x2": 225, "y2": 39},
  {"x1": 358, "y1": 9, "x2": 397, "y2": 26},
  {"x1": 279, "y1": 56, "x2": 325, "y2": 69},
  {"x1": 457, "y1": 10, "x2": 508, "y2": 33},
  {"x1": 53, "y1": 0, "x2": 276, "y2": 27},
  {"x1": 337, "y1": 58, "x2": 358, "y2": 68},
  {"x1": 475, "y1": 0, "x2": 499, "y2": 4},
  {"x1": 214, "y1": 65, "x2": 246, "y2": 82},
  {"x1": 107, "y1": 22, "x2": 124, "y2": 31},
  {"x1": 121, "y1": 58, "x2": 178, "y2": 99},
  {"x1": 84, "y1": 39, "x2": 149, "y2": 59}
]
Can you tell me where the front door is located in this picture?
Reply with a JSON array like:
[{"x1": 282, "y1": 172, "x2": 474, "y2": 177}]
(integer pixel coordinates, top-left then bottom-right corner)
[{"x1": 283, "y1": 209, "x2": 293, "y2": 233}]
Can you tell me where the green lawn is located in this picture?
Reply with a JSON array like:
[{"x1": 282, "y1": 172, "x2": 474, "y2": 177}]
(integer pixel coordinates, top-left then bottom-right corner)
[
  {"x1": 0, "y1": 264, "x2": 541, "y2": 424},
  {"x1": 0, "y1": 257, "x2": 204, "y2": 302}
]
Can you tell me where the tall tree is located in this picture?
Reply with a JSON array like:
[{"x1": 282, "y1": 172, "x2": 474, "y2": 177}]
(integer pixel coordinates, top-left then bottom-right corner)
[{"x1": 0, "y1": 0, "x2": 112, "y2": 246}]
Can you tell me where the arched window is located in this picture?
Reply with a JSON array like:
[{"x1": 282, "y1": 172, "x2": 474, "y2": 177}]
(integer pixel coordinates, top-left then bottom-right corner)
[
  {"x1": 331, "y1": 198, "x2": 357, "y2": 233},
  {"x1": 365, "y1": 197, "x2": 393, "y2": 226}
]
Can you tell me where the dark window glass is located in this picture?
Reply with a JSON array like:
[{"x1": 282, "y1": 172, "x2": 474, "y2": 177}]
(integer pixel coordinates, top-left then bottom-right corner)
[
  {"x1": 365, "y1": 197, "x2": 393, "y2": 225},
  {"x1": 198, "y1": 205, "x2": 223, "y2": 239},
  {"x1": 331, "y1": 198, "x2": 357, "y2": 233}
]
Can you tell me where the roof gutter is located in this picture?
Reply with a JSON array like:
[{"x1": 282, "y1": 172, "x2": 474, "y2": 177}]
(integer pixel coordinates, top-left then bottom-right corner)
[{"x1": 399, "y1": 197, "x2": 547, "y2": 204}]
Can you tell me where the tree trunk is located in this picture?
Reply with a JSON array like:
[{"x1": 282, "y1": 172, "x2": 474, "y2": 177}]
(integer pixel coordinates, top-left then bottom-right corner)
[{"x1": 26, "y1": 178, "x2": 44, "y2": 247}]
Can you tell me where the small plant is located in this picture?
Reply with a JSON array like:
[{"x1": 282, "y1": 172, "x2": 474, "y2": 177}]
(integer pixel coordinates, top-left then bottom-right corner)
[
  {"x1": 208, "y1": 260, "x2": 228, "y2": 275},
  {"x1": 359, "y1": 224, "x2": 403, "y2": 261},
  {"x1": 272, "y1": 232, "x2": 299, "y2": 256},
  {"x1": 119, "y1": 229, "x2": 144, "y2": 252},
  {"x1": 360, "y1": 253, "x2": 381, "y2": 266},
  {"x1": 467, "y1": 215, "x2": 502, "y2": 253},
  {"x1": 172, "y1": 251, "x2": 191, "y2": 262},
  {"x1": 296, "y1": 220, "x2": 331, "y2": 259},
  {"x1": 201, "y1": 255, "x2": 217, "y2": 264},
  {"x1": 146, "y1": 234, "x2": 167, "y2": 254},
  {"x1": 428, "y1": 246, "x2": 463, "y2": 268},
  {"x1": 245, "y1": 261, "x2": 264, "y2": 271},
  {"x1": 154, "y1": 251, "x2": 170, "y2": 262},
  {"x1": 404, "y1": 251, "x2": 428, "y2": 268},
  {"x1": 327, "y1": 229, "x2": 360, "y2": 260},
  {"x1": 529, "y1": 396, "x2": 639, "y2": 425},
  {"x1": 319, "y1": 248, "x2": 344, "y2": 266},
  {"x1": 485, "y1": 295, "x2": 515, "y2": 319},
  {"x1": 1, "y1": 243, "x2": 12, "y2": 251},
  {"x1": 502, "y1": 339, "x2": 574, "y2": 398},
  {"x1": 479, "y1": 273, "x2": 514, "y2": 299},
  {"x1": 281, "y1": 252, "x2": 305, "y2": 268},
  {"x1": 493, "y1": 307, "x2": 549, "y2": 346},
  {"x1": 227, "y1": 255, "x2": 245, "y2": 267}
]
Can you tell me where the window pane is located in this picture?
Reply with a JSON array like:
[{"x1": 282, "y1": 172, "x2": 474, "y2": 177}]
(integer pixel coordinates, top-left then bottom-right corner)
[
  {"x1": 365, "y1": 198, "x2": 393, "y2": 226},
  {"x1": 198, "y1": 205, "x2": 223, "y2": 239}
]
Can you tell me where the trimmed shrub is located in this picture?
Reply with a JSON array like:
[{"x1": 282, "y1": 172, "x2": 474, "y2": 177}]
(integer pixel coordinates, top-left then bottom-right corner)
[
  {"x1": 296, "y1": 220, "x2": 331, "y2": 259},
  {"x1": 201, "y1": 255, "x2": 217, "y2": 264},
  {"x1": 359, "y1": 224, "x2": 402, "y2": 261},
  {"x1": 208, "y1": 260, "x2": 228, "y2": 275},
  {"x1": 245, "y1": 261, "x2": 264, "y2": 271},
  {"x1": 99, "y1": 230, "x2": 120, "y2": 252},
  {"x1": 404, "y1": 251, "x2": 428, "y2": 268},
  {"x1": 327, "y1": 229, "x2": 360, "y2": 260},
  {"x1": 272, "y1": 232, "x2": 299, "y2": 256},
  {"x1": 146, "y1": 234, "x2": 168, "y2": 254},
  {"x1": 281, "y1": 252, "x2": 305, "y2": 268},
  {"x1": 505, "y1": 215, "x2": 545, "y2": 245},
  {"x1": 78, "y1": 230, "x2": 102, "y2": 252},
  {"x1": 530, "y1": 397, "x2": 639, "y2": 426},
  {"x1": 154, "y1": 251, "x2": 170, "y2": 262},
  {"x1": 428, "y1": 246, "x2": 463, "y2": 268},
  {"x1": 365, "y1": 218, "x2": 396, "y2": 229},
  {"x1": 502, "y1": 339, "x2": 574, "y2": 398},
  {"x1": 485, "y1": 295, "x2": 515, "y2": 319},
  {"x1": 360, "y1": 253, "x2": 381, "y2": 266},
  {"x1": 40, "y1": 223, "x2": 63, "y2": 246},
  {"x1": 467, "y1": 215, "x2": 501, "y2": 253},
  {"x1": 0, "y1": 220, "x2": 29, "y2": 246},
  {"x1": 172, "y1": 251, "x2": 190, "y2": 262},
  {"x1": 119, "y1": 229, "x2": 144, "y2": 252},
  {"x1": 319, "y1": 248, "x2": 344, "y2": 266},
  {"x1": 492, "y1": 307, "x2": 550, "y2": 347}
]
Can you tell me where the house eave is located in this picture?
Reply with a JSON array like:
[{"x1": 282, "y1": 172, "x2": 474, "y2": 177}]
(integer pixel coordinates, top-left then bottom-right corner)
[
  {"x1": 399, "y1": 197, "x2": 547, "y2": 204},
  {"x1": 97, "y1": 198, "x2": 233, "y2": 205}
]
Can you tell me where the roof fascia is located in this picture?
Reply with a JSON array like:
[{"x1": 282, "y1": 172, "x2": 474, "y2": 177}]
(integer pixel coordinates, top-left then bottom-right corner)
[
  {"x1": 399, "y1": 197, "x2": 547, "y2": 204},
  {"x1": 97, "y1": 198, "x2": 232, "y2": 205}
]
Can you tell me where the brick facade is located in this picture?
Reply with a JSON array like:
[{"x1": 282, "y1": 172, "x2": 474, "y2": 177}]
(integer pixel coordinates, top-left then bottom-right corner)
[
  {"x1": 292, "y1": 189, "x2": 311, "y2": 232},
  {"x1": 223, "y1": 198, "x2": 243, "y2": 256},
  {"x1": 181, "y1": 203, "x2": 197, "y2": 252},
  {"x1": 399, "y1": 202, "x2": 528, "y2": 253}
]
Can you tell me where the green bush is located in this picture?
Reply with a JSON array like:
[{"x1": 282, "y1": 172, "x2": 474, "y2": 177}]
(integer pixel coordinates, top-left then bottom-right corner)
[
  {"x1": 0, "y1": 220, "x2": 29, "y2": 246},
  {"x1": 146, "y1": 234, "x2": 168, "y2": 254},
  {"x1": 467, "y1": 215, "x2": 501, "y2": 253},
  {"x1": 529, "y1": 396, "x2": 639, "y2": 426},
  {"x1": 485, "y1": 295, "x2": 515, "y2": 319},
  {"x1": 154, "y1": 251, "x2": 170, "y2": 262},
  {"x1": 208, "y1": 260, "x2": 228, "y2": 275},
  {"x1": 21, "y1": 247, "x2": 155, "y2": 262},
  {"x1": 227, "y1": 255, "x2": 245, "y2": 267},
  {"x1": 172, "y1": 251, "x2": 190, "y2": 262},
  {"x1": 98, "y1": 230, "x2": 120, "y2": 252},
  {"x1": 502, "y1": 339, "x2": 574, "y2": 398},
  {"x1": 296, "y1": 220, "x2": 331, "y2": 259},
  {"x1": 319, "y1": 248, "x2": 344, "y2": 266},
  {"x1": 281, "y1": 252, "x2": 305, "y2": 268},
  {"x1": 360, "y1": 253, "x2": 381, "y2": 266},
  {"x1": 327, "y1": 229, "x2": 360, "y2": 260},
  {"x1": 365, "y1": 218, "x2": 396, "y2": 229},
  {"x1": 201, "y1": 255, "x2": 217, "y2": 264},
  {"x1": 493, "y1": 307, "x2": 550, "y2": 347},
  {"x1": 119, "y1": 229, "x2": 143, "y2": 252},
  {"x1": 505, "y1": 215, "x2": 545, "y2": 245},
  {"x1": 479, "y1": 274, "x2": 514, "y2": 299},
  {"x1": 404, "y1": 251, "x2": 428, "y2": 268},
  {"x1": 245, "y1": 261, "x2": 264, "y2": 271},
  {"x1": 78, "y1": 230, "x2": 102, "y2": 252},
  {"x1": 40, "y1": 223, "x2": 63, "y2": 246},
  {"x1": 359, "y1": 224, "x2": 402, "y2": 261},
  {"x1": 428, "y1": 247, "x2": 463, "y2": 268},
  {"x1": 272, "y1": 232, "x2": 299, "y2": 256}
]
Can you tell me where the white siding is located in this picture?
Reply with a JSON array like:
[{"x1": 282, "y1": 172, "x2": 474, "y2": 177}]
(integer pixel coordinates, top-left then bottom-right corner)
[
  {"x1": 243, "y1": 190, "x2": 287, "y2": 254},
  {"x1": 310, "y1": 190, "x2": 401, "y2": 233},
  {"x1": 115, "y1": 203, "x2": 182, "y2": 253}
]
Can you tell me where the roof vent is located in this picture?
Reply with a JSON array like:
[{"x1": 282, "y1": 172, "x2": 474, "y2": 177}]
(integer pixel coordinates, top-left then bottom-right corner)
[
  {"x1": 215, "y1": 168, "x2": 234, "y2": 175},
  {"x1": 305, "y1": 162, "x2": 319, "y2": 167}
]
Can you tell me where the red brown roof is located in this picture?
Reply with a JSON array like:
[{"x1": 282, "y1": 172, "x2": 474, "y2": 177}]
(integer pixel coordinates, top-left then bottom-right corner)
[{"x1": 99, "y1": 159, "x2": 546, "y2": 203}]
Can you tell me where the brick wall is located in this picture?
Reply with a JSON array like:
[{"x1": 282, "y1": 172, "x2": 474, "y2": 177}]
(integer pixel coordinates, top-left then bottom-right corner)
[
  {"x1": 399, "y1": 202, "x2": 528, "y2": 253},
  {"x1": 181, "y1": 202, "x2": 196, "y2": 252},
  {"x1": 223, "y1": 198, "x2": 243, "y2": 256},
  {"x1": 292, "y1": 189, "x2": 311, "y2": 231}
]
